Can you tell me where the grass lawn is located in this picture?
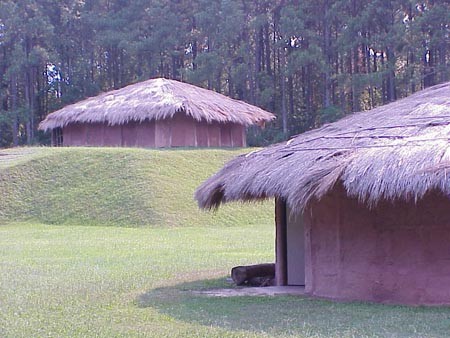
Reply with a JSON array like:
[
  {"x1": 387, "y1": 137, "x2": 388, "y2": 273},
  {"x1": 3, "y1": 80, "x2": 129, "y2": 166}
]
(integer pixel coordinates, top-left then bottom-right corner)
[
  {"x1": 2, "y1": 222, "x2": 450, "y2": 338},
  {"x1": 1, "y1": 147, "x2": 450, "y2": 337}
]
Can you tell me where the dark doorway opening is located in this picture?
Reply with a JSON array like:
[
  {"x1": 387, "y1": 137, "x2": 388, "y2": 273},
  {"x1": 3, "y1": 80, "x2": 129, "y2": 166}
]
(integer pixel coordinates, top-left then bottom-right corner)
[{"x1": 53, "y1": 127, "x2": 63, "y2": 146}]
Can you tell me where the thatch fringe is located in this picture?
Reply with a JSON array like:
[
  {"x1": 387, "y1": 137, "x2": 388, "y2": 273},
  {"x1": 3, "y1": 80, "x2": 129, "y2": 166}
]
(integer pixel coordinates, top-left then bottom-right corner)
[
  {"x1": 39, "y1": 78, "x2": 275, "y2": 131},
  {"x1": 195, "y1": 82, "x2": 450, "y2": 213}
]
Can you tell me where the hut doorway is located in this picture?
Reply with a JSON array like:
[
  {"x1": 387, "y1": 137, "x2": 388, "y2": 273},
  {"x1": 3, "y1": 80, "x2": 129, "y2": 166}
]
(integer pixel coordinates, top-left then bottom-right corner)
[
  {"x1": 52, "y1": 127, "x2": 63, "y2": 146},
  {"x1": 286, "y1": 205, "x2": 305, "y2": 285},
  {"x1": 275, "y1": 198, "x2": 305, "y2": 286}
]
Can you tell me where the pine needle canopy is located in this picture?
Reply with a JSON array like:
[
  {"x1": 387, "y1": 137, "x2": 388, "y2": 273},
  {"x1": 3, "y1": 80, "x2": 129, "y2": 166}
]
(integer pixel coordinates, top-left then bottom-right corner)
[
  {"x1": 196, "y1": 82, "x2": 450, "y2": 213},
  {"x1": 39, "y1": 78, "x2": 275, "y2": 131}
]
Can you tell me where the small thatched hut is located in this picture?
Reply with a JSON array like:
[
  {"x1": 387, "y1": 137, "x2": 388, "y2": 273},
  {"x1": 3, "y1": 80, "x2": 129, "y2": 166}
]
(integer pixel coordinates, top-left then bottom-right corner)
[
  {"x1": 196, "y1": 82, "x2": 450, "y2": 305},
  {"x1": 39, "y1": 78, "x2": 275, "y2": 148}
]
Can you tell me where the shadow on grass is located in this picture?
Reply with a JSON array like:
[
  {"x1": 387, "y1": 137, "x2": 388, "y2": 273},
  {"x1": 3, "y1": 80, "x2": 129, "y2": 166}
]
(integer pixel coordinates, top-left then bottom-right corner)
[{"x1": 137, "y1": 277, "x2": 450, "y2": 337}]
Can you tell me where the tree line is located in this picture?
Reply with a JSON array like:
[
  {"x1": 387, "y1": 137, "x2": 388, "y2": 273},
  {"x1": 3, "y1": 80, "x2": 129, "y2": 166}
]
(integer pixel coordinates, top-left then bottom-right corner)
[{"x1": 0, "y1": 0, "x2": 449, "y2": 147}]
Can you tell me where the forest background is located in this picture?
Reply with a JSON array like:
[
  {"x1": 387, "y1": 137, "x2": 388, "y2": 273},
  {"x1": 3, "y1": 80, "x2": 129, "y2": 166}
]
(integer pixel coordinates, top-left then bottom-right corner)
[{"x1": 0, "y1": 0, "x2": 449, "y2": 147}]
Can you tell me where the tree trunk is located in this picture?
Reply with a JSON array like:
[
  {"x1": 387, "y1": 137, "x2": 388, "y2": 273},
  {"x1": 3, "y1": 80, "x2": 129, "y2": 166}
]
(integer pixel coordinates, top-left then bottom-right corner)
[
  {"x1": 386, "y1": 47, "x2": 396, "y2": 101},
  {"x1": 10, "y1": 75, "x2": 19, "y2": 147},
  {"x1": 264, "y1": 22, "x2": 271, "y2": 75},
  {"x1": 323, "y1": 0, "x2": 331, "y2": 109},
  {"x1": 281, "y1": 49, "x2": 288, "y2": 136},
  {"x1": 192, "y1": 16, "x2": 198, "y2": 70}
]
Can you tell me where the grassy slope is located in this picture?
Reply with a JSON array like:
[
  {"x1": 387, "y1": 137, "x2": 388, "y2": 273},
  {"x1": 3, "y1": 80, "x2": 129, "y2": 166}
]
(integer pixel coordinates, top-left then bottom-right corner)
[{"x1": 0, "y1": 147, "x2": 272, "y2": 227}]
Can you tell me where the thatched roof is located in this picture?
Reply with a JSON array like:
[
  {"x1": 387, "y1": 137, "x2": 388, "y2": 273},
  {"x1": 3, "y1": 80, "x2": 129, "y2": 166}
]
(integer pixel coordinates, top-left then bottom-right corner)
[
  {"x1": 196, "y1": 82, "x2": 450, "y2": 213},
  {"x1": 39, "y1": 78, "x2": 275, "y2": 131}
]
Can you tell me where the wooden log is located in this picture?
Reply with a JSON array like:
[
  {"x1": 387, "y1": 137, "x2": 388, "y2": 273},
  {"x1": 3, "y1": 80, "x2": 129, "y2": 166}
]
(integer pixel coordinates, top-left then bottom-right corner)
[
  {"x1": 248, "y1": 276, "x2": 275, "y2": 287},
  {"x1": 231, "y1": 263, "x2": 275, "y2": 286}
]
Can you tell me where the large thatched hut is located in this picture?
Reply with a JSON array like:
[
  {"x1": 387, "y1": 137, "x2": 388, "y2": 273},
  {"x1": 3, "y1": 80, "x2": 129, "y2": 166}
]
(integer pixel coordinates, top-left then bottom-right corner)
[
  {"x1": 196, "y1": 82, "x2": 450, "y2": 305},
  {"x1": 39, "y1": 78, "x2": 275, "y2": 148}
]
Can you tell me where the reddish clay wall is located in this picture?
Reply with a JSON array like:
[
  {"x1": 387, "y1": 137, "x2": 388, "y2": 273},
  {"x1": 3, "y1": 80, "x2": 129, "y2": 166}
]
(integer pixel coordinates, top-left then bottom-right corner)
[
  {"x1": 171, "y1": 114, "x2": 196, "y2": 147},
  {"x1": 196, "y1": 122, "x2": 209, "y2": 147},
  {"x1": 303, "y1": 186, "x2": 450, "y2": 305},
  {"x1": 62, "y1": 116, "x2": 246, "y2": 148},
  {"x1": 208, "y1": 124, "x2": 221, "y2": 147},
  {"x1": 135, "y1": 122, "x2": 156, "y2": 148},
  {"x1": 220, "y1": 124, "x2": 232, "y2": 147},
  {"x1": 231, "y1": 124, "x2": 245, "y2": 147},
  {"x1": 121, "y1": 122, "x2": 137, "y2": 147},
  {"x1": 103, "y1": 124, "x2": 122, "y2": 146},
  {"x1": 63, "y1": 123, "x2": 86, "y2": 146},
  {"x1": 86, "y1": 123, "x2": 104, "y2": 146},
  {"x1": 155, "y1": 119, "x2": 171, "y2": 147}
]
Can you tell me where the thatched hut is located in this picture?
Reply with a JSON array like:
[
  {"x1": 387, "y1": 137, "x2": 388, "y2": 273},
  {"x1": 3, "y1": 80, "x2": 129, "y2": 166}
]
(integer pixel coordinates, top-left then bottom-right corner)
[
  {"x1": 39, "y1": 78, "x2": 275, "y2": 148},
  {"x1": 196, "y1": 82, "x2": 450, "y2": 305}
]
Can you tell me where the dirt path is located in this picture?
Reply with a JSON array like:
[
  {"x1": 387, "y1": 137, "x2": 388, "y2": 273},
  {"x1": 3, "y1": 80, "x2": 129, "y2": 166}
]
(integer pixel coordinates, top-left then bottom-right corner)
[{"x1": 0, "y1": 148, "x2": 43, "y2": 168}]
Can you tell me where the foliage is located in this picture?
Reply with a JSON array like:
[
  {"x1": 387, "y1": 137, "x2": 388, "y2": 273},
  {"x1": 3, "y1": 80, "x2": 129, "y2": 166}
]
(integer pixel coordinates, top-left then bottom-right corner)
[{"x1": 0, "y1": 0, "x2": 449, "y2": 146}]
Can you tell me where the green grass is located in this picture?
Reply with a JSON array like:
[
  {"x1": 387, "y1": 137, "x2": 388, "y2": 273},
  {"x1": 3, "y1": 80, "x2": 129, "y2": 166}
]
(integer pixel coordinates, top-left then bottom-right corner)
[
  {"x1": 0, "y1": 147, "x2": 272, "y2": 227},
  {"x1": 0, "y1": 222, "x2": 274, "y2": 337},
  {"x1": 1, "y1": 147, "x2": 450, "y2": 337},
  {"x1": 2, "y1": 223, "x2": 450, "y2": 338}
]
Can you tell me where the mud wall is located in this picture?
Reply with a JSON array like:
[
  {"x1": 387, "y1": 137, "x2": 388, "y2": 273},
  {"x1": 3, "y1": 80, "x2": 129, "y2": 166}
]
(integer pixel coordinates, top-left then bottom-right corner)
[
  {"x1": 62, "y1": 115, "x2": 246, "y2": 148},
  {"x1": 303, "y1": 186, "x2": 450, "y2": 305}
]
